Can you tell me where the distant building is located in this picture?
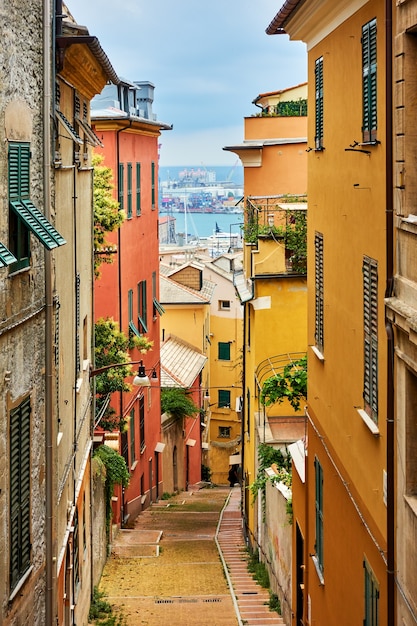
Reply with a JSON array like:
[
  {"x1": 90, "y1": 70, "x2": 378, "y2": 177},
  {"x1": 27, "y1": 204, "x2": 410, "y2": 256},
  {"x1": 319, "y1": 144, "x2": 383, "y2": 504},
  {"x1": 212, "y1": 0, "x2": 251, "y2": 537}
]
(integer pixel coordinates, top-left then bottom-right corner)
[{"x1": 91, "y1": 78, "x2": 171, "y2": 523}]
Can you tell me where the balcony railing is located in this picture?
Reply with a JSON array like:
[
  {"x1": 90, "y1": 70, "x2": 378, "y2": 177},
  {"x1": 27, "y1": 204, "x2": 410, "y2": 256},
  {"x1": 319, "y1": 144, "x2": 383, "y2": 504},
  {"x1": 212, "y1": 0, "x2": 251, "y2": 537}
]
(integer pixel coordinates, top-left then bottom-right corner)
[{"x1": 243, "y1": 195, "x2": 307, "y2": 274}]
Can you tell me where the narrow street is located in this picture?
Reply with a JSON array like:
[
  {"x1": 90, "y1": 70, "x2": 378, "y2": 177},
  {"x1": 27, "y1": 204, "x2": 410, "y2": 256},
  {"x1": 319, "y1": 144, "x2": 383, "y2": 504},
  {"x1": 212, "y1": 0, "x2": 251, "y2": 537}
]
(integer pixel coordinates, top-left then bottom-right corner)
[{"x1": 95, "y1": 486, "x2": 285, "y2": 626}]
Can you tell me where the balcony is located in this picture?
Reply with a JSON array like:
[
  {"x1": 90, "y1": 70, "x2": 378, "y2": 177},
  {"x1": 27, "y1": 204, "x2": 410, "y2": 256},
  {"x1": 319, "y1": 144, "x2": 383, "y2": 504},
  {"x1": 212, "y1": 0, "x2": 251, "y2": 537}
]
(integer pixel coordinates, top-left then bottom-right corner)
[{"x1": 243, "y1": 195, "x2": 307, "y2": 275}]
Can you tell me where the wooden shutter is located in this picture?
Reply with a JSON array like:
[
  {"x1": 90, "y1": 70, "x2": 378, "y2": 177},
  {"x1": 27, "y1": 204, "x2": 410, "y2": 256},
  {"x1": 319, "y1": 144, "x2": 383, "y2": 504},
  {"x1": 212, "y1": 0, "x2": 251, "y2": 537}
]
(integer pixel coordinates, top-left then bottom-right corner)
[
  {"x1": 315, "y1": 57, "x2": 324, "y2": 149},
  {"x1": 136, "y1": 162, "x2": 141, "y2": 215},
  {"x1": 362, "y1": 19, "x2": 377, "y2": 142},
  {"x1": 10, "y1": 397, "x2": 31, "y2": 591},
  {"x1": 127, "y1": 163, "x2": 132, "y2": 218},
  {"x1": 315, "y1": 233, "x2": 324, "y2": 351},
  {"x1": 118, "y1": 163, "x2": 124, "y2": 210},
  {"x1": 363, "y1": 257, "x2": 378, "y2": 417},
  {"x1": 218, "y1": 342, "x2": 231, "y2": 361}
]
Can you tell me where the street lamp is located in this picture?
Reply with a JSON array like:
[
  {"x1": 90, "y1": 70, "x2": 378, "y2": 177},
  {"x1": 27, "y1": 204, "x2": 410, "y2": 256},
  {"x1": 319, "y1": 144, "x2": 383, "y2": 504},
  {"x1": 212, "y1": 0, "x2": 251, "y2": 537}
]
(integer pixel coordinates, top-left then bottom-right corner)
[{"x1": 90, "y1": 359, "x2": 158, "y2": 386}]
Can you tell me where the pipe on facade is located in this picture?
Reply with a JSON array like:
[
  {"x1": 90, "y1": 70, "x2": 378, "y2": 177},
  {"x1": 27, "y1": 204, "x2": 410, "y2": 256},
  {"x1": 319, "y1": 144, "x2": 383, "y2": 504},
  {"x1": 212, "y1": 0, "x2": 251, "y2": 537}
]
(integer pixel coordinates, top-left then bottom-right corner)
[
  {"x1": 45, "y1": 1, "x2": 55, "y2": 624},
  {"x1": 384, "y1": 0, "x2": 395, "y2": 623}
]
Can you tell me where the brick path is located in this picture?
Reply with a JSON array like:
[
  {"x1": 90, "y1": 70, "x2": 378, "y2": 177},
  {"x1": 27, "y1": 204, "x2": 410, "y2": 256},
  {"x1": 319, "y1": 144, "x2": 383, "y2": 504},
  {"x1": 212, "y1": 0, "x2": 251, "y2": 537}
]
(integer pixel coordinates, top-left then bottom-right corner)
[
  {"x1": 96, "y1": 486, "x2": 287, "y2": 626},
  {"x1": 217, "y1": 487, "x2": 286, "y2": 625}
]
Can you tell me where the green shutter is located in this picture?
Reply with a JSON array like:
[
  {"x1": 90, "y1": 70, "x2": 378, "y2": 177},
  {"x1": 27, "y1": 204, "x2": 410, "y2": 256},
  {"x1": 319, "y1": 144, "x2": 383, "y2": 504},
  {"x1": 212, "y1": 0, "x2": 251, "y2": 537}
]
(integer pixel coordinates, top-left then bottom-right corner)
[
  {"x1": 0, "y1": 242, "x2": 17, "y2": 267},
  {"x1": 218, "y1": 389, "x2": 231, "y2": 408},
  {"x1": 8, "y1": 143, "x2": 31, "y2": 199},
  {"x1": 218, "y1": 342, "x2": 231, "y2": 361},
  {"x1": 315, "y1": 233, "x2": 324, "y2": 351},
  {"x1": 151, "y1": 161, "x2": 155, "y2": 209},
  {"x1": 10, "y1": 397, "x2": 31, "y2": 591},
  {"x1": 315, "y1": 457, "x2": 324, "y2": 570},
  {"x1": 362, "y1": 19, "x2": 377, "y2": 142},
  {"x1": 127, "y1": 163, "x2": 132, "y2": 218},
  {"x1": 136, "y1": 163, "x2": 141, "y2": 215},
  {"x1": 363, "y1": 257, "x2": 378, "y2": 418},
  {"x1": 130, "y1": 408, "x2": 136, "y2": 464},
  {"x1": 10, "y1": 199, "x2": 66, "y2": 250},
  {"x1": 138, "y1": 280, "x2": 147, "y2": 332},
  {"x1": 315, "y1": 57, "x2": 324, "y2": 149},
  {"x1": 119, "y1": 163, "x2": 124, "y2": 210}
]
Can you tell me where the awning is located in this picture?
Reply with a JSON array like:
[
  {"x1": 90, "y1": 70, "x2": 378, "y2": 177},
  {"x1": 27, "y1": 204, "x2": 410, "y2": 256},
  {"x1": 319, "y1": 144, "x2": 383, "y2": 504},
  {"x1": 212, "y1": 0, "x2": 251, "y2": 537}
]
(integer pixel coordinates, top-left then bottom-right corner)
[
  {"x1": 229, "y1": 453, "x2": 241, "y2": 465},
  {"x1": 57, "y1": 110, "x2": 83, "y2": 145},
  {"x1": 0, "y1": 242, "x2": 17, "y2": 267},
  {"x1": 10, "y1": 200, "x2": 66, "y2": 250}
]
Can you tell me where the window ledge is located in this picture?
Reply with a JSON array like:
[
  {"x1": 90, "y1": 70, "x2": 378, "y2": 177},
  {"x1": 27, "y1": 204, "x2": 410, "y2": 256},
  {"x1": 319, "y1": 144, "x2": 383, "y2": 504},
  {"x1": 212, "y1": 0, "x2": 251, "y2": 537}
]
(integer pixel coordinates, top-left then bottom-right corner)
[
  {"x1": 9, "y1": 566, "x2": 34, "y2": 603},
  {"x1": 130, "y1": 460, "x2": 138, "y2": 471},
  {"x1": 140, "y1": 445, "x2": 146, "y2": 455},
  {"x1": 311, "y1": 555, "x2": 324, "y2": 586},
  {"x1": 356, "y1": 408, "x2": 380, "y2": 436},
  {"x1": 310, "y1": 345, "x2": 324, "y2": 362}
]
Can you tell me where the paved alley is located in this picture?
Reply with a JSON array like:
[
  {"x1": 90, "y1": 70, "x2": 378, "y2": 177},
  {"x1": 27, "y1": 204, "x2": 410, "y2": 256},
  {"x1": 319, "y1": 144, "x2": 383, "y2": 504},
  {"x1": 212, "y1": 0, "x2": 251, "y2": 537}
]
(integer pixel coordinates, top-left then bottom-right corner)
[{"x1": 95, "y1": 486, "x2": 286, "y2": 626}]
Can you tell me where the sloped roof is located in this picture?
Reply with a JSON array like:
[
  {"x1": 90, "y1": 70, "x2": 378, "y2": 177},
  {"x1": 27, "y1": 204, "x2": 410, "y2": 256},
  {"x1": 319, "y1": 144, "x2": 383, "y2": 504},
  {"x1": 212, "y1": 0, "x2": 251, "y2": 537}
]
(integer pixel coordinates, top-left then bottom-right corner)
[
  {"x1": 160, "y1": 335, "x2": 207, "y2": 388},
  {"x1": 159, "y1": 274, "x2": 215, "y2": 305}
]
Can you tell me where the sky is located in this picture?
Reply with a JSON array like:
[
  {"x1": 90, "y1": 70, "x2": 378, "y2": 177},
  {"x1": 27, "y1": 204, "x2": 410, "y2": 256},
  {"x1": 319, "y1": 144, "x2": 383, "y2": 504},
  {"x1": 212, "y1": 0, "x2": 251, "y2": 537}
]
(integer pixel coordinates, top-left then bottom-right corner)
[{"x1": 66, "y1": 0, "x2": 307, "y2": 167}]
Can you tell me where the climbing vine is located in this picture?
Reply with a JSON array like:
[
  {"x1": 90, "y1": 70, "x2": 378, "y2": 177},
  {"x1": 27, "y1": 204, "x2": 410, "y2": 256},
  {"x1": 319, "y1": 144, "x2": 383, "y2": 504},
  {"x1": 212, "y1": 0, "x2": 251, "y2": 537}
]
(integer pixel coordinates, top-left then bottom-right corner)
[
  {"x1": 260, "y1": 355, "x2": 307, "y2": 410},
  {"x1": 93, "y1": 445, "x2": 130, "y2": 542},
  {"x1": 94, "y1": 317, "x2": 153, "y2": 431},
  {"x1": 249, "y1": 443, "x2": 292, "y2": 522}
]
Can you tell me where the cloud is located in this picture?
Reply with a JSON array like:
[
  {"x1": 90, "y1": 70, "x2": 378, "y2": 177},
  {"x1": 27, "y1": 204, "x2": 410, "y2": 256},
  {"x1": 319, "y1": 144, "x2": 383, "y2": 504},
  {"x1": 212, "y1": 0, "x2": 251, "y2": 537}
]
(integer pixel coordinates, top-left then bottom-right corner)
[{"x1": 67, "y1": 0, "x2": 307, "y2": 164}]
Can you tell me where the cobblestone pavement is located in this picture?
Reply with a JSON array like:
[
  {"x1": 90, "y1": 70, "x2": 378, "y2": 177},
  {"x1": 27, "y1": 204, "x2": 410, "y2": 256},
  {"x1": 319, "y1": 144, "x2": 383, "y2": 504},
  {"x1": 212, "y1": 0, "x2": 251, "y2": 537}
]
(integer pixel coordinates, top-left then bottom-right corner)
[{"x1": 96, "y1": 486, "x2": 286, "y2": 626}]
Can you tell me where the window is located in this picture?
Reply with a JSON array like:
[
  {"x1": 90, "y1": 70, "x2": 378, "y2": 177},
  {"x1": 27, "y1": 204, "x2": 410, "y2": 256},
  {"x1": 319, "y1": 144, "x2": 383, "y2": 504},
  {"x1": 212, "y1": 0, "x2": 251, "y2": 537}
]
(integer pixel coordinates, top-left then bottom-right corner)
[
  {"x1": 73, "y1": 508, "x2": 80, "y2": 590},
  {"x1": 128, "y1": 288, "x2": 140, "y2": 338},
  {"x1": 315, "y1": 56, "x2": 324, "y2": 149},
  {"x1": 152, "y1": 270, "x2": 165, "y2": 318},
  {"x1": 129, "y1": 408, "x2": 136, "y2": 465},
  {"x1": 137, "y1": 280, "x2": 147, "y2": 333},
  {"x1": 139, "y1": 395, "x2": 145, "y2": 452},
  {"x1": 136, "y1": 162, "x2": 141, "y2": 215},
  {"x1": 118, "y1": 163, "x2": 124, "y2": 210},
  {"x1": 127, "y1": 163, "x2": 132, "y2": 218},
  {"x1": 151, "y1": 161, "x2": 156, "y2": 210},
  {"x1": 363, "y1": 256, "x2": 378, "y2": 421},
  {"x1": 218, "y1": 390, "x2": 231, "y2": 408},
  {"x1": 362, "y1": 18, "x2": 377, "y2": 142},
  {"x1": 364, "y1": 560, "x2": 379, "y2": 626},
  {"x1": 8, "y1": 142, "x2": 65, "y2": 272},
  {"x1": 218, "y1": 426, "x2": 231, "y2": 438},
  {"x1": 218, "y1": 342, "x2": 231, "y2": 361},
  {"x1": 314, "y1": 457, "x2": 324, "y2": 573},
  {"x1": 10, "y1": 397, "x2": 31, "y2": 592},
  {"x1": 315, "y1": 233, "x2": 324, "y2": 352},
  {"x1": 219, "y1": 300, "x2": 231, "y2": 310}
]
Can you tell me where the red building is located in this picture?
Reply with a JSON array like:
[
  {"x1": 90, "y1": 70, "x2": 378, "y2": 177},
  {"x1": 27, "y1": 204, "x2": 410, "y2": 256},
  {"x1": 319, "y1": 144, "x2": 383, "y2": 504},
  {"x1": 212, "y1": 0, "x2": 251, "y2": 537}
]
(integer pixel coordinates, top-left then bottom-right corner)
[{"x1": 92, "y1": 79, "x2": 171, "y2": 524}]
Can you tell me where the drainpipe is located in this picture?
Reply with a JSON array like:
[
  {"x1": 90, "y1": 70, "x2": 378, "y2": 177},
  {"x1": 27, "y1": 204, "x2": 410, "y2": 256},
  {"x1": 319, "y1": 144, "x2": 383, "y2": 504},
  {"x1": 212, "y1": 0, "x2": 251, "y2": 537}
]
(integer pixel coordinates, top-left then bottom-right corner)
[
  {"x1": 384, "y1": 0, "x2": 395, "y2": 624},
  {"x1": 45, "y1": 0, "x2": 55, "y2": 623}
]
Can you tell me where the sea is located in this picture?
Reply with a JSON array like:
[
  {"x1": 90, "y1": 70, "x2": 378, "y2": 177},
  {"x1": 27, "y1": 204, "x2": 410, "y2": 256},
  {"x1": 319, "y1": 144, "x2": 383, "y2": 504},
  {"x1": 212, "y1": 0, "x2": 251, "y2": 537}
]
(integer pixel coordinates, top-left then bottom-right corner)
[{"x1": 159, "y1": 164, "x2": 244, "y2": 239}]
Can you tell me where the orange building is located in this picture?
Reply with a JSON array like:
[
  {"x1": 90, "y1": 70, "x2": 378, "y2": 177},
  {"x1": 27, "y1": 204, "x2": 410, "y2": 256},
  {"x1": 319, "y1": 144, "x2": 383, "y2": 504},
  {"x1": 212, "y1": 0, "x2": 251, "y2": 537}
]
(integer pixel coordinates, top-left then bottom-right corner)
[
  {"x1": 92, "y1": 79, "x2": 171, "y2": 523},
  {"x1": 268, "y1": 2, "x2": 390, "y2": 624}
]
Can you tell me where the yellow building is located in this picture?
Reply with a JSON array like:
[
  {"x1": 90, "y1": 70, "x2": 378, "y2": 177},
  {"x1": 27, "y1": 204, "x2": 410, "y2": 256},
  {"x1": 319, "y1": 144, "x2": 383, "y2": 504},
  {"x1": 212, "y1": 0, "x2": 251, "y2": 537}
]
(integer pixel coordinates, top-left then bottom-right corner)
[
  {"x1": 159, "y1": 248, "x2": 244, "y2": 485},
  {"x1": 224, "y1": 84, "x2": 308, "y2": 549},
  {"x1": 268, "y1": 2, "x2": 390, "y2": 624}
]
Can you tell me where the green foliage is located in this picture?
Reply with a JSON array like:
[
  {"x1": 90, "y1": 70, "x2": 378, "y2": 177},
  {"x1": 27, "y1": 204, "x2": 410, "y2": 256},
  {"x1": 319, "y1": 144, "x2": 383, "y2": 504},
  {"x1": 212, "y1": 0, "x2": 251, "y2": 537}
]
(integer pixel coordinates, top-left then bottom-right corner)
[
  {"x1": 285, "y1": 210, "x2": 307, "y2": 273},
  {"x1": 269, "y1": 593, "x2": 282, "y2": 614},
  {"x1": 89, "y1": 586, "x2": 127, "y2": 625},
  {"x1": 275, "y1": 98, "x2": 307, "y2": 117},
  {"x1": 93, "y1": 153, "x2": 125, "y2": 278},
  {"x1": 247, "y1": 550, "x2": 270, "y2": 588},
  {"x1": 93, "y1": 445, "x2": 130, "y2": 540},
  {"x1": 161, "y1": 387, "x2": 200, "y2": 421},
  {"x1": 94, "y1": 317, "x2": 153, "y2": 431},
  {"x1": 249, "y1": 444, "x2": 292, "y2": 522},
  {"x1": 260, "y1": 355, "x2": 307, "y2": 410}
]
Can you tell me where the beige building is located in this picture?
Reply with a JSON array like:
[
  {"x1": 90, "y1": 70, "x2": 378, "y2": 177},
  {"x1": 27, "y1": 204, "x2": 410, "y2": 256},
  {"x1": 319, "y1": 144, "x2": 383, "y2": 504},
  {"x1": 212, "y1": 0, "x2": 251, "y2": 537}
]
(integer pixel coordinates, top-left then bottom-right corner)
[
  {"x1": 386, "y1": 2, "x2": 417, "y2": 624},
  {"x1": 0, "y1": 3, "x2": 117, "y2": 625}
]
